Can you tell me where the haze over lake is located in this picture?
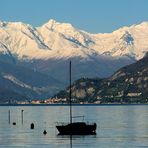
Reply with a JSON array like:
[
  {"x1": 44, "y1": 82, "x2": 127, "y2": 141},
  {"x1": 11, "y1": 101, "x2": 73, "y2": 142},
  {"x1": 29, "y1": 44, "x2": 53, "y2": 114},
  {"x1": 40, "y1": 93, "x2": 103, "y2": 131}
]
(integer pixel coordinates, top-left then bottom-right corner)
[{"x1": 0, "y1": 105, "x2": 148, "y2": 148}]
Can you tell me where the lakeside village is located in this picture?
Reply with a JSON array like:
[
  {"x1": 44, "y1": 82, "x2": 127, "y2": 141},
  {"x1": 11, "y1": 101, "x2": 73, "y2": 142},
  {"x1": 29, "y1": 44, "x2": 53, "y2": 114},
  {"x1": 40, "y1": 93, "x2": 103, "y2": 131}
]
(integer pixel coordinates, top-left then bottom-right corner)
[
  {"x1": 16, "y1": 97, "x2": 93, "y2": 104},
  {"x1": 11, "y1": 91, "x2": 148, "y2": 105}
]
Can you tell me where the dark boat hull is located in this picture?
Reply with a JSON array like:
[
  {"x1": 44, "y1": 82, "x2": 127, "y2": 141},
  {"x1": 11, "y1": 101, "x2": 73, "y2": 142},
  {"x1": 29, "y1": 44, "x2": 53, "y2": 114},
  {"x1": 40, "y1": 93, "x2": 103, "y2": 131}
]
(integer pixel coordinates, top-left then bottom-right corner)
[{"x1": 56, "y1": 122, "x2": 97, "y2": 135}]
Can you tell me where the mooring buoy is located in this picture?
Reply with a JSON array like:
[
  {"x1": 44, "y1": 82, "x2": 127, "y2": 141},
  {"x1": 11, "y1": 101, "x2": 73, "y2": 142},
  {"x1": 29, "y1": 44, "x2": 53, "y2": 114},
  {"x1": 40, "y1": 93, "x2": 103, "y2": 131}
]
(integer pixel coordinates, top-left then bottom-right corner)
[
  {"x1": 43, "y1": 130, "x2": 47, "y2": 135},
  {"x1": 12, "y1": 122, "x2": 16, "y2": 125},
  {"x1": 30, "y1": 123, "x2": 34, "y2": 129}
]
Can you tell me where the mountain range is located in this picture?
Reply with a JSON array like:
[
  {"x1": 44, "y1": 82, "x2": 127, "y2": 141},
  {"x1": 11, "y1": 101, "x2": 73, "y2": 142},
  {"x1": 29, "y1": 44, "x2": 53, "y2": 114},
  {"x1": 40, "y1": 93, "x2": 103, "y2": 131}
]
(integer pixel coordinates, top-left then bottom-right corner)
[
  {"x1": 0, "y1": 60, "x2": 62, "y2": 103},
  {"x1": 0, "y1": 19, "x2": 148, "y2": 102},
  {"x1": 55, "y1": 53, "x2": 148, "y2": 104}
]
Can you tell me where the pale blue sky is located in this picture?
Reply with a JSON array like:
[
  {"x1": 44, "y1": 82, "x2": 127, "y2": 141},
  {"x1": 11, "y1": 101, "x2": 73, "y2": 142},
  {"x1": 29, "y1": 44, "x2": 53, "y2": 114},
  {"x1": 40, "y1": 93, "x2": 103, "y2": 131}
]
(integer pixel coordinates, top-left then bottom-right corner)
[{"x1": 0, "y1": 0, "x2": 148, "y2": 33}]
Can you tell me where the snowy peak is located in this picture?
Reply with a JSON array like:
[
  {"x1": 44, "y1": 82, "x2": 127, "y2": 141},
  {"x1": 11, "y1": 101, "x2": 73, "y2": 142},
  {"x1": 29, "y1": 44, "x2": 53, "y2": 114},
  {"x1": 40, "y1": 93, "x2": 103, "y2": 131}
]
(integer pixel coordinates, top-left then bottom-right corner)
[
  {"x1": 40, "y1": 19, "x2": 91, "y2": 45},
  {"x1": 41, "y1": 19, "x2": 76, "y2": 33},
  {"x1": 93, "y1": 22, "x2": 148, "y2": 59},
  {"x1": 38, "y1": 19, "x2": 94, "y2": 55},
  {"x1": 120, "y1": 31, "x2": 134, "y2": 45},
  {"x1": 0, "y1": 20, "x2": 148, "y2": 60},
  {"x1": 0, "y1": 20, "x2": 32, "y2": 32},
  {"x1": 0, "y1": 20, "x2": 52, "y2": 60}
]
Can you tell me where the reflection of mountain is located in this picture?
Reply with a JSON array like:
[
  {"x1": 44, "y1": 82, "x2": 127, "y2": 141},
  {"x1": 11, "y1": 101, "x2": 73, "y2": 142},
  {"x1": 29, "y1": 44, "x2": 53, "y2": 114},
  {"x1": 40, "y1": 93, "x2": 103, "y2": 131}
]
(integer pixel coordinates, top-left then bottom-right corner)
[{"x1": 55, "y1": 54, "x2": 148, "y2": 103}]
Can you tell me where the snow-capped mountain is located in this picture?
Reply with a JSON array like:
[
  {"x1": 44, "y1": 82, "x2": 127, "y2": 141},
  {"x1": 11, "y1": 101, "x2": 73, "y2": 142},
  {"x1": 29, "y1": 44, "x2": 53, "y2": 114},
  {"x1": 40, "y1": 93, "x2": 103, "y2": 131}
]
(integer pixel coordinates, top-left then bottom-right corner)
[
  {"x1": 0, "y1": 19, "x2": 148, "y2": 101},
  {"x1": 1, "y1": 19, "x2": 148, "y2": 61},
  {"x1": 92, "y1": 22, "x2": 148, "y2": 59}
]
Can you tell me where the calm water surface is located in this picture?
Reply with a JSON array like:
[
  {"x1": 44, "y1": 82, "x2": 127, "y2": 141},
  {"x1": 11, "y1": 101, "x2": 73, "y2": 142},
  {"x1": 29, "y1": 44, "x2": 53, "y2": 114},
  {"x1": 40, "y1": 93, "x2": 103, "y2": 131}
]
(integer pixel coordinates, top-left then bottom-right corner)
[{"x1": 0, "y1": 105, "x2": 148, "y2": 148}]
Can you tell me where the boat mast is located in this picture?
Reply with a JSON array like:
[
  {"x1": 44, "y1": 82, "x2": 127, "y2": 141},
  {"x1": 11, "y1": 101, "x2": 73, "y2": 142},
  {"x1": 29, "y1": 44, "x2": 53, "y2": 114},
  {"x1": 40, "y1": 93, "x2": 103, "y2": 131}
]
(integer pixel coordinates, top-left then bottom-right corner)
[{"x1": 69, "y1": 60, "x2": 72, "y2": 124}]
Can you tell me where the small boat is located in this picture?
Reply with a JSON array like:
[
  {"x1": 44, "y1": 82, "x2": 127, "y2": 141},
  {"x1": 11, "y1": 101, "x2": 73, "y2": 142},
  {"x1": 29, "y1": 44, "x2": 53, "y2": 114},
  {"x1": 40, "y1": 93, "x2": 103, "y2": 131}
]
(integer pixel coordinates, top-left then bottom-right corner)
[
  {"x1": 56, "y1": 61, "x2": 97, "y2": 135},
  {"x1": 56, "y1": 121, "x2": 97, "y2": 135}
]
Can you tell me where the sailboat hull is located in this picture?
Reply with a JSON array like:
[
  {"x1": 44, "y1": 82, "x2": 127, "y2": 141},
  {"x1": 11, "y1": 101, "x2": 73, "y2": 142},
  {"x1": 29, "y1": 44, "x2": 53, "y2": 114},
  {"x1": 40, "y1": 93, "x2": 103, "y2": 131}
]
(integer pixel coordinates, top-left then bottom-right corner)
[{"x1": 56, "y1": 122, "x2": 97, "y2": 135}]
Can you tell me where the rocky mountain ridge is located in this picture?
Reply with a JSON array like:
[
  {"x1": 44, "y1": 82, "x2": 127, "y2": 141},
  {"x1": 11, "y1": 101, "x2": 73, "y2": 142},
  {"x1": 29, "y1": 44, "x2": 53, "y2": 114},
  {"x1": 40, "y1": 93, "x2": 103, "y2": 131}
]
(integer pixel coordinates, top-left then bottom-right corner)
[
  {"x1": 55, "y1": 54, "x2": 148, "y2": 104},
  {"x1": 0, "y1": 61, "x2": 62, "y2": 103}
]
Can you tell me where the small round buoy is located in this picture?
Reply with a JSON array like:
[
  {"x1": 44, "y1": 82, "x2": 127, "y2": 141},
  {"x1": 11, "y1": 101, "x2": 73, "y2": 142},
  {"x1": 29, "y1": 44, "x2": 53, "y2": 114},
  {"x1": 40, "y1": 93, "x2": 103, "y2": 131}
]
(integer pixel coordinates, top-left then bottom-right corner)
[
  {"x1": 30, "y1": 123, "x2": 34, "y2": 129},
  {"x1": 43, "y1": 130, "x2": 47, "y2": 135},
  {"x1": 12, "y1": 122, "x2": 16, "y2": 125}
]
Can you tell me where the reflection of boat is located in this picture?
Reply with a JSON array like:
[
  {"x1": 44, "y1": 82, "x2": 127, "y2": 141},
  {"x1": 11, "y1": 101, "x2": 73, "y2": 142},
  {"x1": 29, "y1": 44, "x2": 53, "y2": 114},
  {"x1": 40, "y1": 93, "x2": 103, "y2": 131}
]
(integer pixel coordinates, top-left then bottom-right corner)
[{"x1": 56, "y1": 61, "x2": 97, "y2": 135}]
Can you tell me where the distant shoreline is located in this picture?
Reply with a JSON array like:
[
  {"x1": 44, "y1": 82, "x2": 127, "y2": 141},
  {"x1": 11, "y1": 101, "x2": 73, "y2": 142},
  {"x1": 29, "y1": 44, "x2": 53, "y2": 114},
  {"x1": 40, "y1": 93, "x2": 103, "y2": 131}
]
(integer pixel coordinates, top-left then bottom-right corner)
[{"x1": 0, "y1": 103, "x2": 148, "y2": 106}]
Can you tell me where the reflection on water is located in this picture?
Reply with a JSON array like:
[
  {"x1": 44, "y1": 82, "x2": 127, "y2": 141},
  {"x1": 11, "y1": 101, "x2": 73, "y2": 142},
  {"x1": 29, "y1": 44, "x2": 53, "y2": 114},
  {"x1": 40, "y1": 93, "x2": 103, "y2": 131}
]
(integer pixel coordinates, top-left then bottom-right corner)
[
  {"x1": 0, "y1": 105, "x2": 148, "y2": 148},
  {"x1": 57, "y1": 134, "x2": 97, "y2": 148}
]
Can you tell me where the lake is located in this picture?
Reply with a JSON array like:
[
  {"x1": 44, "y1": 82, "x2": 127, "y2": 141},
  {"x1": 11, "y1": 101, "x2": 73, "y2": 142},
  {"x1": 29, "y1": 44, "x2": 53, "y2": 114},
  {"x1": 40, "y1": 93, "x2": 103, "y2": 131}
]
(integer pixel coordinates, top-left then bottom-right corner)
[{"x1": 0, "y1": 105, "x2": 148, "y2": 148}]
